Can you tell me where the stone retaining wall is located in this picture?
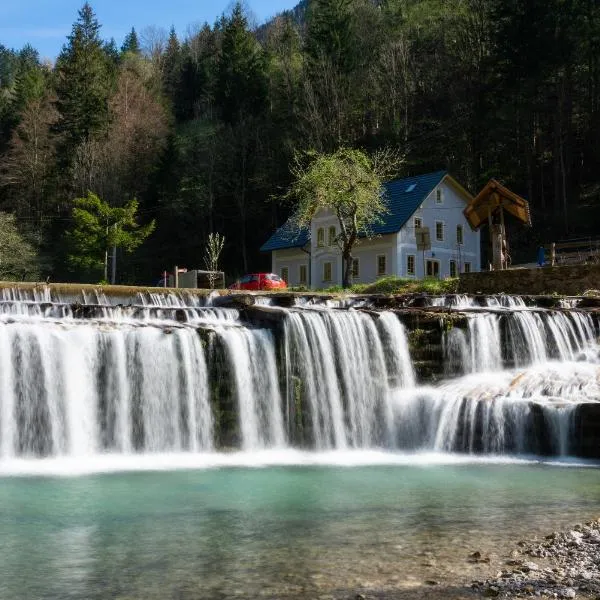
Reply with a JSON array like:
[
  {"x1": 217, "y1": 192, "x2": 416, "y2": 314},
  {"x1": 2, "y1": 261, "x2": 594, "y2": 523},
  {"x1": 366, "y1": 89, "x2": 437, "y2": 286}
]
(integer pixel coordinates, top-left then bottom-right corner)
[{"x1": 459, "y1": 263, "x2": 600, "y2": 295}]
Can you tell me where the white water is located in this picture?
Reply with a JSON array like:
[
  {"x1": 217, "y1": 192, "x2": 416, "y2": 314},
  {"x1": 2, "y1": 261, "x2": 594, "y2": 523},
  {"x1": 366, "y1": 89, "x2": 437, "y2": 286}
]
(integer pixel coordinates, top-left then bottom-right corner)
[{"x1": 0, "y1": 290, "x2": 597, "y2": 464}]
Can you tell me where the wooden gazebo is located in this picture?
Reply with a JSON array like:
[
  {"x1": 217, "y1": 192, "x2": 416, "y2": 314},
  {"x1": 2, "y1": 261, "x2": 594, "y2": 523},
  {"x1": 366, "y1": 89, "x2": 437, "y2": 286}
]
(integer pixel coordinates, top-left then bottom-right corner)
[{"x1": 464, "y1": 179, "x2": 531, "y2": 270}]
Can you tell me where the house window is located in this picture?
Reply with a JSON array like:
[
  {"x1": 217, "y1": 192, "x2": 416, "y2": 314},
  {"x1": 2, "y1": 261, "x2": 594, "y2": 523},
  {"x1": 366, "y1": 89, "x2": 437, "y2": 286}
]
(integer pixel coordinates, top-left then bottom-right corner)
[
  {"x1": 317, "y1": 228, "x2": 325, "y2": 247},
  {"x1": 414, "y1": 217, "x2": 422, "y2": 237},
  {"x1": 436, "y1": 188, "x2": 443, "y2": 204},
  {"x1": 328, "y1": 226, "x2": 336, "y2": 246},
  {"x1": 351, "y1": 257, "x2": 359, "y2": 279},
  {"x1": 464, "y1": 262, "x2": 471, "y2": 273},
  {"x1": 456, "y1": 225, "x2": 464, "y2": 245},
  {"x1": 426, "y1": 259, "x2": 440, "y2": 278},
  {"x1": 407, "y1": 254, "x2": 416, "y2": 276},
  {"x1": 449, "y1": 260, "x2": 457, "y2": 278},
  {"x1": 299, "y1": 264, "x2": 307, "y2": 285},
  {"x1": 377, "y1": 254, "x2": 387, "y2": 276},
  {"x1": 435, "y1": 221, "x2": 444, "y2": 241},
  {"x1": 280, "y1": 267, "x2": 289, "y2": 283},
  {"x1": 323, "y1": 261, "x2": 332, "y2": 282}
]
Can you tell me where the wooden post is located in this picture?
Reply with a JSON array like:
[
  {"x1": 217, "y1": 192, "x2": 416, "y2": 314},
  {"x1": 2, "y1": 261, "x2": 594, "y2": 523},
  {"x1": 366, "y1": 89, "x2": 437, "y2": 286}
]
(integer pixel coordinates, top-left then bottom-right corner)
[
  {"x1": 174, "y1": 266, "x2": 179, "y2": 288},
  {"x1": 499, "y1": 203, "x2": 506, "y2": 269},
  {"x1": 551, "y1": 243, "x2": 556, "y2": 266}
]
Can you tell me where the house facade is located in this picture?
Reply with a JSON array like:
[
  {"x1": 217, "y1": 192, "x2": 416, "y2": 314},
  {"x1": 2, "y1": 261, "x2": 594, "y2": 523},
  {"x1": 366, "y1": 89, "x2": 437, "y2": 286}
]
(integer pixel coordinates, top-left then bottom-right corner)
[{"x1": 260, "y1": 171, "x2": 481, "y2": 288}]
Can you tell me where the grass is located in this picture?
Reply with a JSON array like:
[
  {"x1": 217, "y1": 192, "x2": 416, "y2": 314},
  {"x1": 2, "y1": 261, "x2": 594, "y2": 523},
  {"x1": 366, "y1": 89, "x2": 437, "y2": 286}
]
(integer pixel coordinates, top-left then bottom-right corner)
[{"x1": 320, "y1": 276, "x2": 459, "y2": 296}]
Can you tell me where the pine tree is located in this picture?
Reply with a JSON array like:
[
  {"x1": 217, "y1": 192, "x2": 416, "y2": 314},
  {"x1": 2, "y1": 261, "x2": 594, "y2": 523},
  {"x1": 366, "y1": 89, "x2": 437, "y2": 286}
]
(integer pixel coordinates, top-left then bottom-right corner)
[
  {"x1": 121, "y1": 27, "x2": 140, "y2": 55},
  {"x1": 216, "y1": 3, "x2": 267, "y2": 124},
  {"x1": 163, "y1": 27, "x2": 182, "y2": 107},
  {"x1": 54, "y1": 3, "x2": 112, "y2": 156}
]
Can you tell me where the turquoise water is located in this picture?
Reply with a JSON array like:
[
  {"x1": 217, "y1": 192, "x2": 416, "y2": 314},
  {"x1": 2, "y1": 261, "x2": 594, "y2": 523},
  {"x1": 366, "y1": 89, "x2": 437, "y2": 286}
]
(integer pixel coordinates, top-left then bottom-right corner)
[{"x1": 1, "y1": 458, "x2": 599, "y2": 599}]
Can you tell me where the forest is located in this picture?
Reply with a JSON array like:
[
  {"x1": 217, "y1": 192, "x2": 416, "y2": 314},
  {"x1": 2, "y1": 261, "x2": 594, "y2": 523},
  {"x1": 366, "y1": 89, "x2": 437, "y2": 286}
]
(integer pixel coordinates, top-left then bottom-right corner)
[{"x1": 0, "y1": 0, "x2": 599, "y2": 284}]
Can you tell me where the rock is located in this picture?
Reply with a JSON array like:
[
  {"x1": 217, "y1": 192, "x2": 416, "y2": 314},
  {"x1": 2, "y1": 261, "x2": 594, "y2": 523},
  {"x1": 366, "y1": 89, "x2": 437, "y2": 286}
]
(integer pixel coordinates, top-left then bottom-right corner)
[
  {"x1": 424, "y1": 580, "x2": 439, "y2": 586},
  {"x1": 559, "y1": 588, "x2": 576, "y2": 599},
  {"x1": 483, "y1": 586, "x2": 500, "y2": 597}
]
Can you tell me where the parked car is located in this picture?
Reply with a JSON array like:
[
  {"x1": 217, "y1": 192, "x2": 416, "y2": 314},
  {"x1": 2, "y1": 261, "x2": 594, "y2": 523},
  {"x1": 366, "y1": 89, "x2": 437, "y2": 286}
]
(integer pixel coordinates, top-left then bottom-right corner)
[{"x1": 228, "y1": 273, "x2": 288, "y2": 291}]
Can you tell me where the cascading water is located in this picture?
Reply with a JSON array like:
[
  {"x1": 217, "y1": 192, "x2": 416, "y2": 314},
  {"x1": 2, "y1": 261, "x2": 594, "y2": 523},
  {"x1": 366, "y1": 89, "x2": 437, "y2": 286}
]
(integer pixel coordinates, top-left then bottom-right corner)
[{"x1": 0, "y1": 288, "x2": 598, "y2": 462}]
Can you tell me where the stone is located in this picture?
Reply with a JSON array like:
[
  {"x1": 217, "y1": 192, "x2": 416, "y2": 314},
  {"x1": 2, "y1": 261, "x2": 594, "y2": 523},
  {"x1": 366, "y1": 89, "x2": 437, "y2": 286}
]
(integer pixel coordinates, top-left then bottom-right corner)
[
  {"x1": 559, "y1": 589, "x2": 576, "y2": 599},
  {"x1": 484, "y1": 586, "x2": 500, "y2": 597}
]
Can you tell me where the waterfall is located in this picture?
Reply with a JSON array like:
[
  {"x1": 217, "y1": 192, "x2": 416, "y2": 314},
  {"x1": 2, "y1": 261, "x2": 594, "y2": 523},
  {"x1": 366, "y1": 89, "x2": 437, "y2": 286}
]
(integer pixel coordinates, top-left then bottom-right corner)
[
  {"x1": 0, "y1": 320, "x2": 213, "y2": 457},
  {"x1": 0, "y1": 288, "x2": 597, "y2": 461}
]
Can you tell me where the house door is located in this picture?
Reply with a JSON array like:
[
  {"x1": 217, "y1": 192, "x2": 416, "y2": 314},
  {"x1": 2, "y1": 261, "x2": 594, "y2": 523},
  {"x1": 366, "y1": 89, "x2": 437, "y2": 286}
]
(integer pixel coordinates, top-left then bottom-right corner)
[{"x1": 425, "y1": 259, "x2": 440, "y2": 278}]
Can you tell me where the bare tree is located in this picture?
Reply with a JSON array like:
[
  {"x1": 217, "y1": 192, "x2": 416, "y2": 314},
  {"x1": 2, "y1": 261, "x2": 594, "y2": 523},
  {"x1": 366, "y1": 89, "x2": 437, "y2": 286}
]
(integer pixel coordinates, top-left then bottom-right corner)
[
  {"x1": 204, "y1": 232, "x2": 225, "y2": 289},
  {"x1": 0, "y1": 94, "x2": 59, "y2": 237}
]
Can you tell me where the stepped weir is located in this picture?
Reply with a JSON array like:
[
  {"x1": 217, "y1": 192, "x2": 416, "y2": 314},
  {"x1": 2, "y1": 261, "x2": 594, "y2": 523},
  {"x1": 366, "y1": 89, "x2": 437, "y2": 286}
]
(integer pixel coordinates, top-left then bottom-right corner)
[{"x1": 0, "y1": 286, "x2": 599, "y2": 461}]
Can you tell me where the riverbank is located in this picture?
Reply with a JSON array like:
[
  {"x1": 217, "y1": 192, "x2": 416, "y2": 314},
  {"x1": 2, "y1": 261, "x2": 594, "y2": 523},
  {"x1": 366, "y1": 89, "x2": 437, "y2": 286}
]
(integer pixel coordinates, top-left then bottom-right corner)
[{"x1": 470, "y1": 518, "x2": 600, "y2": 599}]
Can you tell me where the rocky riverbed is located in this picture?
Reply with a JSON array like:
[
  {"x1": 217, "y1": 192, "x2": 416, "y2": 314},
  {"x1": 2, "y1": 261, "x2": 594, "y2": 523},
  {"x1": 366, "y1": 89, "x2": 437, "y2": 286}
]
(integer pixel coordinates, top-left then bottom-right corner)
[{"x1": 471, "y1": 519, "x2": 600, "y2": 599}]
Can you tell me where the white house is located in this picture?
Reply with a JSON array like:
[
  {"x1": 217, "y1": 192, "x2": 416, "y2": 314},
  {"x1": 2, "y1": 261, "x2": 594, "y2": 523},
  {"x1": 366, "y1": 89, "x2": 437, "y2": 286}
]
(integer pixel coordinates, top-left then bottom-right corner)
[{"x1": 260, "y1": 170, "x2": 481, "y2": 288}]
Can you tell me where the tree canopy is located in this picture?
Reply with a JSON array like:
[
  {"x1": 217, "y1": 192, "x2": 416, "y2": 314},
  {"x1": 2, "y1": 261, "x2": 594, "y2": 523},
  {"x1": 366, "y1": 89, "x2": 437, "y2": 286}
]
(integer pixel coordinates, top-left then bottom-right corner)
[
  {"x1": 66, "y1": 192, "x2": 155, "y2": 282},
  {"x1": 0, "y1": 0, "x2": 598, "y2": 285},
  {"x1": 287, "y1": 147, "x2": 399, "y2": 287}
]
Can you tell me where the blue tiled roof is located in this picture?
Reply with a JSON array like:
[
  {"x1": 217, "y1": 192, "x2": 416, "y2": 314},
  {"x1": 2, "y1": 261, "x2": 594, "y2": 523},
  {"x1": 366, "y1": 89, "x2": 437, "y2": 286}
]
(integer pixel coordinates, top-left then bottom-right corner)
[
  {"x1": 260, "y1": 220, "x2": 310, "y2": 252},
  {"x1": 260, "y1": 170, "x2": 447, "y2": 252}
]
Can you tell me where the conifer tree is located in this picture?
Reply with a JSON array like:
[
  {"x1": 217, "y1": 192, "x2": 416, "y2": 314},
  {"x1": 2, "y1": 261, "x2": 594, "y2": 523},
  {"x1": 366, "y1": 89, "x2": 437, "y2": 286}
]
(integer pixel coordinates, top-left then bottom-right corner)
[
  {"x1": 216, "y1": 3, "x2": 267, "y2": 124},
  {"x1": 121, "y1": 28, "x2": 141, "y2": 55},
  {"x1": 54, "y1": 3, "x2": 112, "y2": 156}
]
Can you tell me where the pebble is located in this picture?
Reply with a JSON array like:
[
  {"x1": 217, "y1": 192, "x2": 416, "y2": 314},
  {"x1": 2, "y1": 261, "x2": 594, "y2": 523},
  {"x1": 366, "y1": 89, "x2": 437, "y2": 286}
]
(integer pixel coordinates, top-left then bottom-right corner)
[{"x1": 471, "y1": 518, "x2": 600, "y2": 599}]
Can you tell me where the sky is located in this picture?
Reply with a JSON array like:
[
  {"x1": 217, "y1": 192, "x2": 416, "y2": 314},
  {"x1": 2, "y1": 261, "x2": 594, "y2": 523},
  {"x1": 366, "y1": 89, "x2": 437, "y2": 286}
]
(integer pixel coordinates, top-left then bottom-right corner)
[{"x1": 0, "y1": 0, "x2": 300, "y2": 60}]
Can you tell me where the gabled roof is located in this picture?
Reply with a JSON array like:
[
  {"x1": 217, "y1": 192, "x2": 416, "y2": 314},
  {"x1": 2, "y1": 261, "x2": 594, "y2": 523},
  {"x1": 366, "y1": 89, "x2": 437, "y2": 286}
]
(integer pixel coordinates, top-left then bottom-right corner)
[
  {"x1": 464, "y1": 179, "x2": 531, "y2": 230},
  {"x1": 260, "y1": 170, "x2": 451, "y2": 252}
]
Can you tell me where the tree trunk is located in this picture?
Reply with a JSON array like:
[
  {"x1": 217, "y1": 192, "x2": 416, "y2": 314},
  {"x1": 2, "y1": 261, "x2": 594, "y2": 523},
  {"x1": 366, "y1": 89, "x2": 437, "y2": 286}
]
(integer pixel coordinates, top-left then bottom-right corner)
[
  {"x1": 342, "y1": 250, "x2": 353, "y2": 288},
  {"x1": 111, "y1": 245, "x2": 117, "y2": 284}
]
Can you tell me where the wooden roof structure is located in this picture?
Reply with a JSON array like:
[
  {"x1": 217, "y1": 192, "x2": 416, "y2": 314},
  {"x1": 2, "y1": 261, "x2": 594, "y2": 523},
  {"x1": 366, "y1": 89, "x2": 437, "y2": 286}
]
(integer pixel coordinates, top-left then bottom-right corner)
[{"x1": 464, "y1": 179, "x2": 531, "y2": 230}]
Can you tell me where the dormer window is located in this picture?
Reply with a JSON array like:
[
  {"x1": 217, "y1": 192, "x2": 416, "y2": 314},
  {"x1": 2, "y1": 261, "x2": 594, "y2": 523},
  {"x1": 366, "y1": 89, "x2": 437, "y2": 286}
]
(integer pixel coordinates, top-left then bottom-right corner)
[{"x1": 317, "y1": 227, "x2": 325, "y2": 247}]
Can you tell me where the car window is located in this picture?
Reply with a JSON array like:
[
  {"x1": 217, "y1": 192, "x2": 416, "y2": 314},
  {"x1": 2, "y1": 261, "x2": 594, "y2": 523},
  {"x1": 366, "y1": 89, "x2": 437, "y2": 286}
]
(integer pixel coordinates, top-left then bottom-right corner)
[
  {"x1": 249, "y1": 275, "x2": 259, "y2": 282},
  {"x1": 267, "y1": 274, "x2": 281, "y2": 281},
  {"x1": 240, "y1": 275, "x2": 252, "y2": 283}
]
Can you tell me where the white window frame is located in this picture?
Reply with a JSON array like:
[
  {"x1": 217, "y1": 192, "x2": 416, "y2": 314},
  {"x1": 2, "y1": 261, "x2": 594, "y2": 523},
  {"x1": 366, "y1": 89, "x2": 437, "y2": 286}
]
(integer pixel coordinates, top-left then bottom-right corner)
[
  {"x1": 280, "y1": 266, "x2": 289, "y2": 283},
  {"x1": 299, "y1": 264, "x2": 307, "y2": 285},
  {"x1": 456, "y1": 224, "x2": 463, "y2": 245},
  {"x1": 435, "y1": 220, "x2": 445, "y2": 242},
  {"x1": 376, "y1": 254, "x2": 387, "y2": 277},
  {"x1": 449, "y1": 260, "x2": 457, "y2": 278},
  {"x1": 435, "y1": 188, "x2": 443, "y2": 204},
  {"x1": 317, "y1": 228, "x2": 325, "y2": 247},
  {"x1": 351, "y1": 257, "x2": 360, "y2": 279},
  {"x1": 406, "y1": 254, "x2": 416, "y2": 276},
  {"x1": 413, "y1": 216, "x2": 422, "y2": 239},
  {"x1": 425, "y1": 259, "x2": 441, "y2": 279},
  {"x1": 328, "y1": 226, "x2": 336, "y2": 247},
  {"x1": 323, "y1": 261, "x2": 332, "y2": 282},
  {"x1": 464, "y1": 262, "x2": 472, "y2": 274}
]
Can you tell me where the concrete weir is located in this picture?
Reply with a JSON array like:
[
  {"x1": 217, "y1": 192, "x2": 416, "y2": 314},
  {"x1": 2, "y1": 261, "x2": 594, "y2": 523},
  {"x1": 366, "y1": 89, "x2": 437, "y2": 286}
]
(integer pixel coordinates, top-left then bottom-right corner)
[{"x1": 0, "y1": 283, "x2": 599, "y2": 459}]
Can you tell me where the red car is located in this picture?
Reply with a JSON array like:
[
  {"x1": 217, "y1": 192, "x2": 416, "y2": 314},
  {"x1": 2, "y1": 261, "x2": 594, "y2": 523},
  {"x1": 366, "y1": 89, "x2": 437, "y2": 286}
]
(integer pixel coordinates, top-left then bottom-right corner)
[{"x1": 229, "y1": 273, "x2": 288, "y2": 291}]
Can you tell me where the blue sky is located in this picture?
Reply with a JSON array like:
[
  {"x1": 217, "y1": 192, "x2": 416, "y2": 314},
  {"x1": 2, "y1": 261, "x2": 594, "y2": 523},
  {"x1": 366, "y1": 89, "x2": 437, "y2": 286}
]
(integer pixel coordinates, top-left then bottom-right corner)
[{"x1": 0, "y1": 1, "x2": 300, "y2": 59}]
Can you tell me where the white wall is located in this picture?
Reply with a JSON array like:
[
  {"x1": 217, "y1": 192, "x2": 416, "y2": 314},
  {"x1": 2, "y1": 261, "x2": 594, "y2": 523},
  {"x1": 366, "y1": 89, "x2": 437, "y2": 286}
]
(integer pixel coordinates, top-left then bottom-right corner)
[
  {"x1": 271, "y1": 248, "x2": 310, "y2": 287},
  {"x1": 274, "y1": 177, "x2": 480, "y2": 287},
  {"x1": 310, "y1": 210, "x2": 399, "y2": 287},
  {"x1": 396, "y1": 178, "x2": 480, "y2": 279}
]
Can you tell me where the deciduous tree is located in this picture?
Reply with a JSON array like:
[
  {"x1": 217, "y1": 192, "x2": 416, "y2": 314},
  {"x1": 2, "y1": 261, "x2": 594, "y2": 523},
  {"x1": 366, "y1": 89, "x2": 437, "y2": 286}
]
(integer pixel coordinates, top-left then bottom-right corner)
[{"x1": 286, "y1": 147, "x2": 402, "y2": 287}]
